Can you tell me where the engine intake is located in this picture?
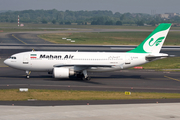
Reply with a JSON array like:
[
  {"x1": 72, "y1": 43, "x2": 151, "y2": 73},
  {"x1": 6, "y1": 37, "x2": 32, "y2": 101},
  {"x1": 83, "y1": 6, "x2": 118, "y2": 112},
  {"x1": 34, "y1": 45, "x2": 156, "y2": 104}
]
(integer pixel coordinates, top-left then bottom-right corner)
[{"x1": 53, "y1": 67, "x2": 74, "y2": 78}]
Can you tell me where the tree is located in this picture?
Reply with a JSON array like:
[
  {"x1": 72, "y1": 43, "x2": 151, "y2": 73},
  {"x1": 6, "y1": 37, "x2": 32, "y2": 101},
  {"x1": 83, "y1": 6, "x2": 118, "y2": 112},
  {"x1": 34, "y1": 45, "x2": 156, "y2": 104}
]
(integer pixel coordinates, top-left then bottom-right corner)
[
  {"x1": 52, "y1": 19, "x2": 56, "y2": 24},
  {"x1": 65, "y1": 21, "x2": 71, "y2": 25},
  {"x1": 91, "y1": 21, "x2": 97, "y2": 25},
  {"x1": 120, "y1": 14, "x2": 125, "y2": 21},
  {"x1": 59, "y1": 21, "x2": 64, "y2": 25},
  {"x1": 149, "y1": 20, "x2": 156, "y2": 26},
  {"x1": 91, "y1": 16, "x2": 109, "y2": 25},
  {"x1": 10, "y1": 20, "x2": 15, "y2": 23},
  {"x1": 136, "y1": 20, "x2": 144, "y2": 26},
  {"x1": 77, "y1": 21, "x2": 84, "y2": 25},
  {"x1": 96, "y1": 17, "x2": 106, "y2": 25},
  {"x1": 116, "y1": 21, "x2": 122, "y2": 25},
  {"x1": 114, "y1": 12, "x2": 121, "y2": 18},
  {"x1": 105, "y1": 20, "x2": 113, "y2": 25},
  {"x1": 41, "y1": 19, "x2": 47, "y2": 24},
  {"x1": 1, "y1": 10, "x2": 180, "y2": 25}
]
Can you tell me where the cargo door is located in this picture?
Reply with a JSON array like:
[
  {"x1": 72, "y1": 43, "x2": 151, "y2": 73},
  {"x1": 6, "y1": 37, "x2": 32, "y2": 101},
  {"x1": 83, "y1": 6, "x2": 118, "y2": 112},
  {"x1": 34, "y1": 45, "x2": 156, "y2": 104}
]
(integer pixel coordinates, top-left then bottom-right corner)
[{"x1": 125, "y1": 55, "x2": 131, "y2": 64}]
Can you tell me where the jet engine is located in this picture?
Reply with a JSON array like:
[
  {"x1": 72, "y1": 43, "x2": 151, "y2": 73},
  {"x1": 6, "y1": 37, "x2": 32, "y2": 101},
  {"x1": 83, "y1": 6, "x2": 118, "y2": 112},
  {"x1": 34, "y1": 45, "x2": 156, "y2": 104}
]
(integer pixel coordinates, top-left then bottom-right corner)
[{"x1": 53, "y1": 67, "x2": 74, "y2": 78}]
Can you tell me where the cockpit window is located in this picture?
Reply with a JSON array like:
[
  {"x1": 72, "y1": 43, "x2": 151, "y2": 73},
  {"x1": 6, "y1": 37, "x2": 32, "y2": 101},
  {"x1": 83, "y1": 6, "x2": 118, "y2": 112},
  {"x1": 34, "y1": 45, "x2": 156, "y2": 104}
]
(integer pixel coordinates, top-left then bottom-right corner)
[{"x1": 9, "y1": 56, "x2": 16, "y2": 59}]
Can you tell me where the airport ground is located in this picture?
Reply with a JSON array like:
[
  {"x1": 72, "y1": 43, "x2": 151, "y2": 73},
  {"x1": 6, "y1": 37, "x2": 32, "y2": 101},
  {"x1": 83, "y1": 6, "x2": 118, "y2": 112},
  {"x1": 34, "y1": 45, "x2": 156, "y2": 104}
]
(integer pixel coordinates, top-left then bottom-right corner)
[
  {"x1": 0, "y1": 103, "x2": 180, "y2": 120},
  {"x1": 0, "y1": 26, "x2": 180, "y2": 119},
  {"x1": 0, "y1": 29, "x2": 180, "y2": 96}
]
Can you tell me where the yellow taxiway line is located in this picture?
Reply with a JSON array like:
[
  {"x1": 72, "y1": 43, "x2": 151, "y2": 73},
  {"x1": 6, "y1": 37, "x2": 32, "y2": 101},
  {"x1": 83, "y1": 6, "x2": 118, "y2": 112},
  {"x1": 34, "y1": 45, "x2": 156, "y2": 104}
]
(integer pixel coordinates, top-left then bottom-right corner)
[
  {"x1": 12, "y1": 34, "x2": 27, "y2": 45},
  {"x1": 11, "y1": 34, "x2": 35, "y2": 51},
  {"x1": 164, "y1": 75, "x2": 180, "y2": 82}
]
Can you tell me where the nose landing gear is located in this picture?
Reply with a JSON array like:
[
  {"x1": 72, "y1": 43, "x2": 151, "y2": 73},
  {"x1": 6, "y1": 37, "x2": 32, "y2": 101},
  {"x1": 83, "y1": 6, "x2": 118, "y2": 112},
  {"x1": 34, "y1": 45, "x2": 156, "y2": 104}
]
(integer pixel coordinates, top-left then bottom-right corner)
[{"x1": 26, "y1": 71, "x2": 31, "y2": 79}]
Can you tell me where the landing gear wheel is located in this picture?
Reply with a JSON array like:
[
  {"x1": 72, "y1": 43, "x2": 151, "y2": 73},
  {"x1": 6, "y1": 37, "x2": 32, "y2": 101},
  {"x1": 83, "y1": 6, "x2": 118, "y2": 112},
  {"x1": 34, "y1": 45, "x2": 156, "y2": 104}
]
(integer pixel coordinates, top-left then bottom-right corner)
[
  {"x1": 82, "y1": 76, "x2": 91, "y2": 81},
  {"x1": 86, "y1": 76, "x2": 91, "y2": 81},
  {"x1": 26, "y1": 75, "x2": 30, "y2": 79}
]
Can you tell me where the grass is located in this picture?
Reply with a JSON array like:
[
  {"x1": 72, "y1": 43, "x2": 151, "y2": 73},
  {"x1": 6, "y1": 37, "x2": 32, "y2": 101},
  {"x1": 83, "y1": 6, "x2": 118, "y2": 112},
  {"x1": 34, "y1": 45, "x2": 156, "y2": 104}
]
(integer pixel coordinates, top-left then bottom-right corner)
[
  {"x1": 0, "y1": 89, "x2": 180, "y2": 101},
  {"x1": 38, "y1": 31, "x2": 180, "y2": 45},
  {"x1": 38, "y1": 32, "x2": 152, "y2": 45},
  {"x1": 141, "y1": 57, "x2": 180, "y2": 70},
  {"x1": 1, "y1": 23, "x2": 180, "y2": 44}
]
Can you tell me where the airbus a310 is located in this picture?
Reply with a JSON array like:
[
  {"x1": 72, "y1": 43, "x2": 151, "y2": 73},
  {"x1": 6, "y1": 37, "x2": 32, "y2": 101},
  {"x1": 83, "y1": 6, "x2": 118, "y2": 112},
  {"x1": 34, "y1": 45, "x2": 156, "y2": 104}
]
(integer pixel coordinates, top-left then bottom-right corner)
[{"x1": 4, "y1": 23, "x2": 171, "y2": 81}]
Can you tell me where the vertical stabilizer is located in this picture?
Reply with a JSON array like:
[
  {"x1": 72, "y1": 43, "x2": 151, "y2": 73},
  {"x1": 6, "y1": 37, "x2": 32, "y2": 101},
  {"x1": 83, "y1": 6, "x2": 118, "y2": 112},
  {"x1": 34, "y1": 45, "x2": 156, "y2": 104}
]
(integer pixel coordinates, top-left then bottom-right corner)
[{"x1": 127, "y1": 23, "x2": 171, "y2": 54}]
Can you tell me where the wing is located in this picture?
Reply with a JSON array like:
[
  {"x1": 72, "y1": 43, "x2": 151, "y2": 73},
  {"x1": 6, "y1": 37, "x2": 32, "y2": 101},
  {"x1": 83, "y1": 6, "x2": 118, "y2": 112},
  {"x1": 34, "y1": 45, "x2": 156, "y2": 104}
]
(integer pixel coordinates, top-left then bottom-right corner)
[
  {"x1": 53, "y1": 64, "x2": 113, "y2": 67},
  {"x1": 53, "y1": 63, "x2": 124, "y2": 71}
]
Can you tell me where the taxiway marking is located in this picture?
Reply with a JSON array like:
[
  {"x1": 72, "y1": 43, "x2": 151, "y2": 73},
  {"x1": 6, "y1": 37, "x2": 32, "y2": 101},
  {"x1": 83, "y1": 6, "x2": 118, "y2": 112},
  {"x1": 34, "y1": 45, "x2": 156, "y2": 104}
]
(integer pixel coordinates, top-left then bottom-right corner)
[
  {"x1": 164, "y1": 75, "x2": 180, "y2": 82},
  {"x1": 11, "y1": 34, "x2": 35, "y2": 51},
  {"x1": 12, "y1": 34, "x2": 27, "y2": 45}
]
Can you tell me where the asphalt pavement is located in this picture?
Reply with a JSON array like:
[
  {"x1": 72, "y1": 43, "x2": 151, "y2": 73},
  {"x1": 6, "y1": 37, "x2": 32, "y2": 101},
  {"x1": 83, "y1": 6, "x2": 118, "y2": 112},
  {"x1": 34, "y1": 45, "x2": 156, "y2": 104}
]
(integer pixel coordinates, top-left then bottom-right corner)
[{"x1": 0, "y1": 29, "x2": 180, "y2": 107}]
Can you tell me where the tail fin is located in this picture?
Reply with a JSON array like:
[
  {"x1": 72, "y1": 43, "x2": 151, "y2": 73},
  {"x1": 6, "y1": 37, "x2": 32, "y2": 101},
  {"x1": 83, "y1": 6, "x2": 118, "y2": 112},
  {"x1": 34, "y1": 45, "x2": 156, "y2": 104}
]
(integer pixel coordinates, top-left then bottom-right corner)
[{"x1": 127, "y1": 23, "x2": 171, "y2": 54}]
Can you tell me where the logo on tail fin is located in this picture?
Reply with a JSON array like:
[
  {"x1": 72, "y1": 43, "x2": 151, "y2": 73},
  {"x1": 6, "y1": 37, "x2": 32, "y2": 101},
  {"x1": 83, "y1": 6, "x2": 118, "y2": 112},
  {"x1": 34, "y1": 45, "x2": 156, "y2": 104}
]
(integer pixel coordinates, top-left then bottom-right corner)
[
  {"x1": 127, "y1": 23, "x2": 171, "y2": 53},
  {"x1": 143, "y1": 30, "x2": 167, "y2": 53},
  {"x1": 148, "y1": 37, "x2": 165, "y2": 47}
]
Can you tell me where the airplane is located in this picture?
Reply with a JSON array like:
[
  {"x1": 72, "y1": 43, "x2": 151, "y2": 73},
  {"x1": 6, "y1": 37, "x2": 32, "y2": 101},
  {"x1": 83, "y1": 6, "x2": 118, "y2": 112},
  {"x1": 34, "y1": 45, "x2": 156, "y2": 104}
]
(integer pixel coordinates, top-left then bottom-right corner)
[{"x1": 4, "y1": 23, "x2": 171, "y2": 81}]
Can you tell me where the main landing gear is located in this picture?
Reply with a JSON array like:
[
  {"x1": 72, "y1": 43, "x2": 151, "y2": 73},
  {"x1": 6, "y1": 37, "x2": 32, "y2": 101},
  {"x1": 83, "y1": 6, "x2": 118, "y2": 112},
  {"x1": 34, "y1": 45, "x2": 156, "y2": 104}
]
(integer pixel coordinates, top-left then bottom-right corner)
[
  {"x1": 82, "y1": 76, "x2": 91, "y2": 81},
  {"x1": 77, "y1": 70, "x2": 91, "y2": 81},
  {"x1": 26, "y1": 70, "x2": 31, "y2": 79}
]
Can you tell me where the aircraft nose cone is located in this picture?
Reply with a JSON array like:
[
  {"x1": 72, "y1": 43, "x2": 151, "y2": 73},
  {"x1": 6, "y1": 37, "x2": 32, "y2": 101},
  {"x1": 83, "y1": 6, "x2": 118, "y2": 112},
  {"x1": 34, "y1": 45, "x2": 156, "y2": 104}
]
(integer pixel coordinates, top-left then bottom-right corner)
[{"x1": 4, "y1": 59, "x2": 9, "y2": 66}]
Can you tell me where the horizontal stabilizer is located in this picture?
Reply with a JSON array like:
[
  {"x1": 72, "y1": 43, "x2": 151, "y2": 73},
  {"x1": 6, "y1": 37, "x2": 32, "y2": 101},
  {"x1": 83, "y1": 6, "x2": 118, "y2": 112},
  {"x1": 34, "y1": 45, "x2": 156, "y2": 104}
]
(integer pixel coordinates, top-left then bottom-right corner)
[{"x1": 145, "y1": 54, "x2": 174, "y2": 61}]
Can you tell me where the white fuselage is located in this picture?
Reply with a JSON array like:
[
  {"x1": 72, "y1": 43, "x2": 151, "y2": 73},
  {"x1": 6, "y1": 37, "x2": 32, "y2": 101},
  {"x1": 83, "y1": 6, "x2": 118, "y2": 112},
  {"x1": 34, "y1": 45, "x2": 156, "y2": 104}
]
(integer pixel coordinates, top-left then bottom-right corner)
[
  {"x1": 3, "y1": 23, "x2": 171, "y2": 79},
  {"x1": 4, "y1": 51, "x2": 149, "y2": 72}
]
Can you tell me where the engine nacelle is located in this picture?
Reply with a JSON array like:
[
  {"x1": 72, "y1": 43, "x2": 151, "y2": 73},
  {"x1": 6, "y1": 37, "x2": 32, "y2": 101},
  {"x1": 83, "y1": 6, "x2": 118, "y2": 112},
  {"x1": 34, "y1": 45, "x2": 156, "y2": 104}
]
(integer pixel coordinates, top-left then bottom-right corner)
[{"x1": 53, "y1": 67, "x2": 74, "y2": 78}]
